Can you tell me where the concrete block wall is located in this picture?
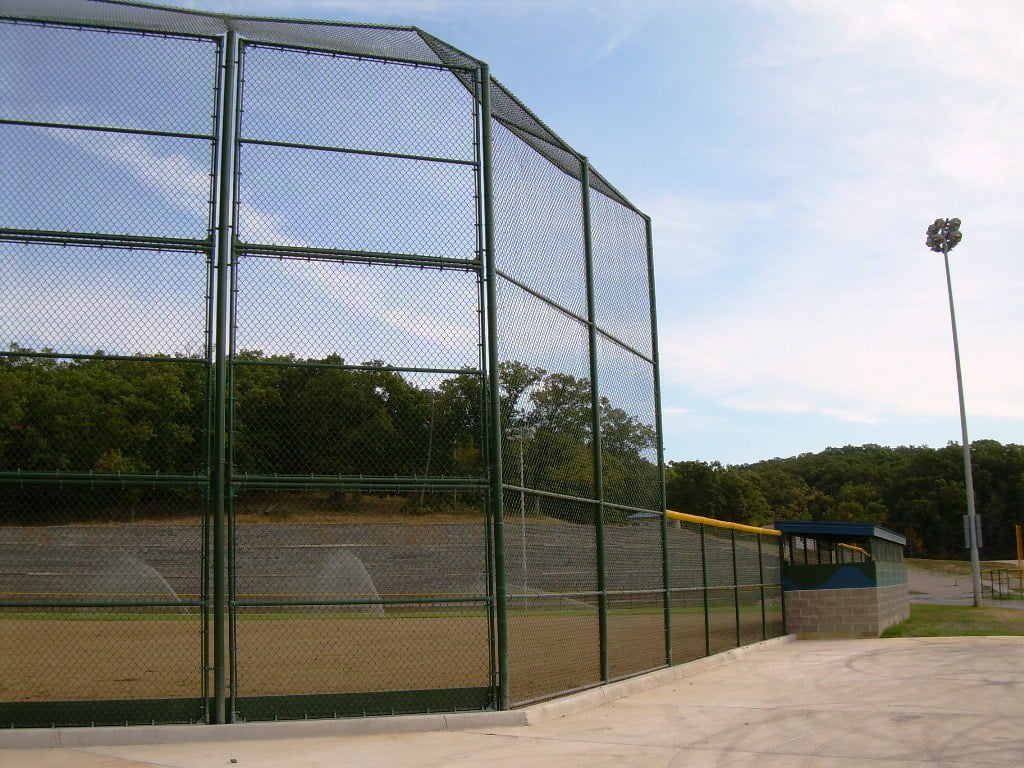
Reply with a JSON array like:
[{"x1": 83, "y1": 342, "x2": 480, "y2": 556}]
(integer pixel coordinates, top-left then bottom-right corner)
[{"x1": 784, "y1": 583, "x2": 909, "y2": 639}]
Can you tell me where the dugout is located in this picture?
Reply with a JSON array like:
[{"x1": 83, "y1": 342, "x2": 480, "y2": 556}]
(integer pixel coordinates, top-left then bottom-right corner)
[{"x1": 775, "y1": 521, "x2": 908, "y2": 638}]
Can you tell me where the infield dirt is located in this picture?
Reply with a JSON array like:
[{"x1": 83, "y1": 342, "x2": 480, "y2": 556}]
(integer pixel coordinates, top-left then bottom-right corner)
[{"x1": 1, "y1": 610, "x2": 772, "y2": 705}]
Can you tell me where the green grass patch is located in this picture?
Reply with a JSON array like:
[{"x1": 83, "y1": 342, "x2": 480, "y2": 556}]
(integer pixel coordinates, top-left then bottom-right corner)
[{"x1": 882, "y1": 603, "x2": 1024, "y2": 638}]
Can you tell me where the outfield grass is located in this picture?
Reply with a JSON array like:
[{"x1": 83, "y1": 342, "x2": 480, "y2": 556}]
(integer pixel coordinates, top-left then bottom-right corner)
[{"x1": 882, "y1": 603, "x2": 1024, "y2": 638}]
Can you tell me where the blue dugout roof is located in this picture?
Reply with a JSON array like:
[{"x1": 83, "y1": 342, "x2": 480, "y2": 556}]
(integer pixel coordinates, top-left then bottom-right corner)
[{"x1": 772, "y1": 521, "x2": 906, "y2": 546}]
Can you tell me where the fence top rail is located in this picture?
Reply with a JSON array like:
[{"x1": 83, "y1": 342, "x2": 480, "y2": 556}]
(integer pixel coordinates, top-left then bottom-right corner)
[
  {"x1": 665, "y1": 509, "x2": 781, "y2": 537},
  {"x1": 0, "y1": 0, "x2": 643, "y2": 213}
]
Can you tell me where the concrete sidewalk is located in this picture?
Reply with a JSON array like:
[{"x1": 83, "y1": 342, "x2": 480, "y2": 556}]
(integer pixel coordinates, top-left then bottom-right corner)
[{"x1": 3, "y1": 635, "x2": 1024, "y2": 767}]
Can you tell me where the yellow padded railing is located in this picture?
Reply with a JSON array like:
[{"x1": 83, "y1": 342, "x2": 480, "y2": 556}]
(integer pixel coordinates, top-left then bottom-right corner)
[{"x1": 665, "y1": 509, "x2": 781, "y2": 537}]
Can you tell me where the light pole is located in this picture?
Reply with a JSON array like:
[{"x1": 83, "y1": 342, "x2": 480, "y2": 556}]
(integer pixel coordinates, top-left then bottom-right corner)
[{"x1": 926, "y1": 217, "x2": 982, "y2": 607}]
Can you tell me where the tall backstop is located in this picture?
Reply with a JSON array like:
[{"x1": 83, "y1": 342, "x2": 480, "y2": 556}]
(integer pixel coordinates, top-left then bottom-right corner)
[{"x1": 0, "y1": 0, "x2": 784, "y2": 727}]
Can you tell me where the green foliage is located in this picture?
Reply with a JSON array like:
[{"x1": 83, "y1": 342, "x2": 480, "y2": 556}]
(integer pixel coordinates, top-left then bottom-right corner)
[
  {"x1": 1, "y1": 350, "x2": 204, "y2": 474},
  {"x1": 499, "y1": 362, "x2": 659, "y2": 512},
  {"x1": 665, "y1": 460, "x2": 770, "y2": 525},
  {"x1": 1, "y1": 348, "x2": 660, "y2": 523},
  {"x1": 669, "y1": 442, "x2": 1024, "y2": 559}
]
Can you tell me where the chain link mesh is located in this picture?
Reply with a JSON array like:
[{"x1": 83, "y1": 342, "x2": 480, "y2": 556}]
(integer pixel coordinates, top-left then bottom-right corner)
[
  {"x1": 230, "y1": 490, "x2": 490, "y2": 707},
  {"x1": 666, "y1": 520, "x2": 705, "y2": 662},
  {"x1": 1, "y1": 9, "x2": 216, "y2": 728},
  {"x1": 1, "y1": 1, "x2": 457, "y2": 65},
  {"x1": 3, "y1": 1, "x2": 632, "y2": 207},
  {"x1": 604, "y1": 515, "x2": 665, "y2": 679},
  {"x1": 0, "y1": 486, "x2": 205, "y2": 725},
  {"x1": 1, "y1": 244, "x2": 209, "y2": 357},
  {"x1": 1, "y1": 357, "x2": 208, "y2": 474},
  {"x1": 504, "y1": 491, "x2": 600, "y2": 704},
  {"x1": 232, "y1": 367, "x2": 479, "y2": 478},
  {"x1": 0, "y1": 1, "x2": 788, "y2": 728},
  {"x1": 703, "y1": 526, "x2": 740, "y2": 654},
  {"x1": 0, "y1": 23, "x2": 217, "y2": 135},
  {"x1": 503, "y1": 491, "x2": 598, "y2": 601},
  {"x1": 219, "y1": 27, "x2": 491, "y2": 720},
  {"x1": 590, "y1": 190, "x2": 653, "y2": 357},
  {"x1": 496, "y1": 278, "x2": 594, "y2": 499},
  {"x1": 736, "y1": 531, "x2": 767, "y2": 646},
  {"x1": 762, "y1": 540, "x2": 785, "y2": 637},
  {"x1": 234, "y1": 42, "x2": 477, "y2": 259},
  {"x1": 2, "y1": 124, "x2": 215, "y2": 240},
  {"x1": 233, "y1": 257, "x2": 479, "y2": 368},
  {"x1": 597, "y1": 335, "x2": 659, "y2": 510},
  {"x1": 669, "y1": 594, "x2": 707, "y2": 663},
  {"x1": 236, "y1": 143, "x2": 475, "y2": 256},
  {"x1": 0, "y1": 23, "x2": 217, "y2": 242},
  {"x1": 491, "y1": 122, "x2": 587, "y2": 318},
  {"x1": 240, "y1": 45, "x2": 474, "y2": 161},
  {"x1": 233, "y1": 21, "x2": 444, "y2": 65},
  {"x1": 608, "y1": 601, "x2": 665, "y2": 678}
]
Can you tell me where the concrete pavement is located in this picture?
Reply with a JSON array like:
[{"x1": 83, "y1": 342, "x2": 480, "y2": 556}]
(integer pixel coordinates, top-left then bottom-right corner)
[{"x1": 3, "y1": 635, "x2": 1024, "y2": 767}]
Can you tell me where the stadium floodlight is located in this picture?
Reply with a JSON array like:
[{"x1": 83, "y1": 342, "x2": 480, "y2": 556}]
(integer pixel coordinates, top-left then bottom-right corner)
[
  {"x1": 926, "y1": 217, "x2": 963, "y2": 253},
  {"x1": 926, "y1": 217, "x2": 982, "y2": 607}
]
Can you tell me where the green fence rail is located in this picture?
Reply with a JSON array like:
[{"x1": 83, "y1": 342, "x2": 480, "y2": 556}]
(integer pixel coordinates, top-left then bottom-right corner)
[
  {"x1": 984, "y1": 568, "x2": 1024, "y2": 601},
  {"x1": 0, "y1": 0, "x2": 784, "y2": 729}
]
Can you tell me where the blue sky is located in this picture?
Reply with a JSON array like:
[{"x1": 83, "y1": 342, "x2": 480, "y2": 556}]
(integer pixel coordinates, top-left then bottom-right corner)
[{"x1": 153, "y1": 0, "x2": 1024, "y2": 464}]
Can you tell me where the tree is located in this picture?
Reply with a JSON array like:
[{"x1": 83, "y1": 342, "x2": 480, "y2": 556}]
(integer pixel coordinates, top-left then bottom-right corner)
[{"x1": 666, "y1": 460, "x2": 769, "y2": 524}]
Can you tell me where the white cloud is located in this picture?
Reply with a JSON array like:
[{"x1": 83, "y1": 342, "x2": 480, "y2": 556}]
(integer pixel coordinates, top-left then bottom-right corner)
[
  {"x1": 582, "y1": 0, "x2": 665, "y2": 56},
  {"x1": 52, "y1": 129, "x2": 211, "y2": 213},
  {"x1": 641, "y1": 194, "x2": 777, "y2": 282},
  {"x1": 650, "y1": 1, "x2": 1024, "y2": 438}
]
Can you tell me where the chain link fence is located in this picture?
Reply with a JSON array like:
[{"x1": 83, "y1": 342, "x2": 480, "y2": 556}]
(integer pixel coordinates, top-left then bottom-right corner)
[{"x1": 0, "y1": 0, "x2": 784, "y2": 728}]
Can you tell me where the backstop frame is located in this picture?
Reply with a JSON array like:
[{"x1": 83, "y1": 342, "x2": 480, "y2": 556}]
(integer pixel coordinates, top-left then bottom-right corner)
[{"x1": 0, "y1": 0, "x2": 784, "y2": 728}]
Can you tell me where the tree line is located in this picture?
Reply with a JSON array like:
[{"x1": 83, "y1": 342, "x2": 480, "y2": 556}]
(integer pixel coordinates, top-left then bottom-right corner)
[
  {"x1": 666, "y1": 442, "x2": 1024, "y2": 559},
  {"x1": 6, "y1": 346, "x2": 1019, "y2": 555},
  {"x1": 0, "y1": 347, "x2": 658, "y2": 521}
]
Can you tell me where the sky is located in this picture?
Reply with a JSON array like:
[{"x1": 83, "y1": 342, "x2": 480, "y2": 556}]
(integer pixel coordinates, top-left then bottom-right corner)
[{"x1": 73, "y1": 0, "x2": 1024, "y2": 464}]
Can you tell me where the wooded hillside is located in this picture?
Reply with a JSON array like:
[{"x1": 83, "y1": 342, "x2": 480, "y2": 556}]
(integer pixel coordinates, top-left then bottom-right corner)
[{"x1": 667, "y1": 442, "x2": 1024, "y2": 558}]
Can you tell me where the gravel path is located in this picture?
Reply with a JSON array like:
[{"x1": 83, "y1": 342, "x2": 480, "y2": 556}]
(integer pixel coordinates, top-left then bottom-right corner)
[{"x1": 906, "y1": 565, "x2": 974, "y2": 598}]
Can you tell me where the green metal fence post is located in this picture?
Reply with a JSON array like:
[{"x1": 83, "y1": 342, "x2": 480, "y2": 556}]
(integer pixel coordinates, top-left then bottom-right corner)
[
  {"x1": 225, "y1": 40, "x2": 247, "y2": 726},
  {"x1": 644, "y1": 215, "x2": 671, "y2": 667},
  {"x1": 731, "y1": 529, "x2": 741, "y2": 648},
  {"x1": 473, "y1": 69, "x2": 498, "y2": 702},
  {"x1": 779, "y1": 534, "x2": 788, "y2": 634},
  {"x1": 471, "y1": 60, "x2": 499, "y2": 708},
  {"x1": 580, "y1": 158, "x2": 609, "y2": 682},
  {"x1": 757, "y1": 535, "x2": 767, "y2": 640},
  {"x1": 201, "y1": 248, "x2": 215, "y2": 722},
  {"x1": 478, "y1": 63, "x2": 510, "y2": 711},
  {"x1": 700, "y1": 525, "x2": 710, "y2": 656},
  {"x1": 211, "y1": 29, "x2": 240, "y2": 726}
]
